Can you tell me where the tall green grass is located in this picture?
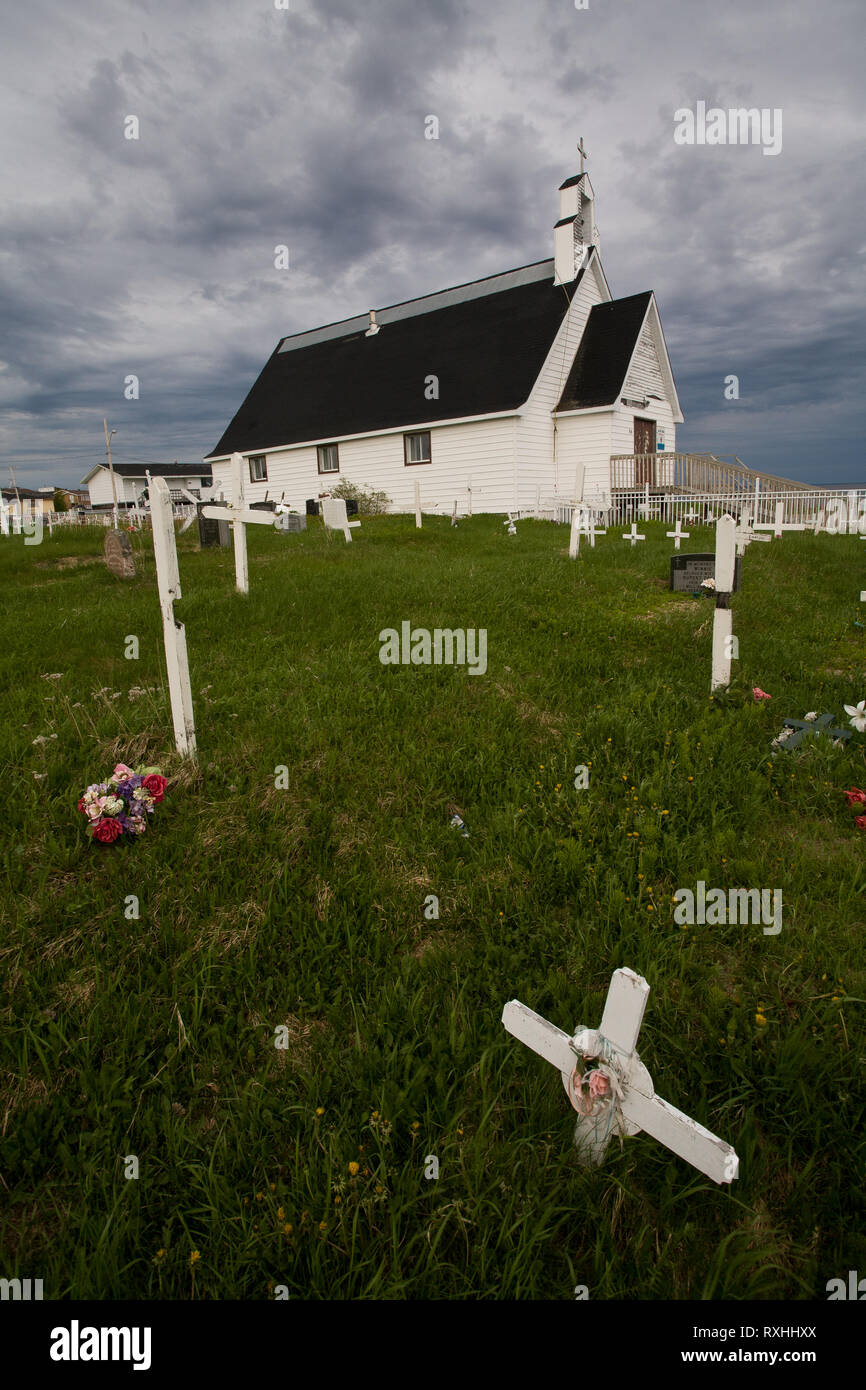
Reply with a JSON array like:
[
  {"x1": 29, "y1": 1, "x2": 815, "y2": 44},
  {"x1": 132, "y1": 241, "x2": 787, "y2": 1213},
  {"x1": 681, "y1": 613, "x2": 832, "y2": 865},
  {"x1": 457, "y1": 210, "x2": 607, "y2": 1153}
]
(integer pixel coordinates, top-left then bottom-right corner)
[{"x1": 0, "y1": 515, "x2": 864, "y2": 1298}]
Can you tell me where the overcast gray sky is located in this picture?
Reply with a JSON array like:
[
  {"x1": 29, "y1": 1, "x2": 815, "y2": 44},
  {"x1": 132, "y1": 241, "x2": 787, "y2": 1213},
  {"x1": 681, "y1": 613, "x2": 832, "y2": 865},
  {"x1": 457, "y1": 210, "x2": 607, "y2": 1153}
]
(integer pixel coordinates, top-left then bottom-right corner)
[{"x1": 2, "y1": 0, "x2": 864, "y2": 487}]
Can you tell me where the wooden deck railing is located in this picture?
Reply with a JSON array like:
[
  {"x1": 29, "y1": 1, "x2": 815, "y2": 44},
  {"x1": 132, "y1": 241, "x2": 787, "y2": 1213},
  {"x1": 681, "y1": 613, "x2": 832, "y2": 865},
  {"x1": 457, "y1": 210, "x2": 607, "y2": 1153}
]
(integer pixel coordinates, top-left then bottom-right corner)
[{"x1": 610, "y1": 452, "x2": 813, "y2": 494}]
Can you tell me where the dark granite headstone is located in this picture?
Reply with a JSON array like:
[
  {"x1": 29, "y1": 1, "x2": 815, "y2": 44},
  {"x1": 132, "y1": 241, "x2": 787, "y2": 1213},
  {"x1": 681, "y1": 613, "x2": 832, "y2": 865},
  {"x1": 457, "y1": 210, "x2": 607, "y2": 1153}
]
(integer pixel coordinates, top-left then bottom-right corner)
[
  {"x1": 197, "y1": 503, "x2": 230, "y2": 548},
  {"x1": 104, "y1": 529, "x2": 136, "y2": 579},
  {"x1": 670, "y1": 553, "x2": 742, "y2": 593}
]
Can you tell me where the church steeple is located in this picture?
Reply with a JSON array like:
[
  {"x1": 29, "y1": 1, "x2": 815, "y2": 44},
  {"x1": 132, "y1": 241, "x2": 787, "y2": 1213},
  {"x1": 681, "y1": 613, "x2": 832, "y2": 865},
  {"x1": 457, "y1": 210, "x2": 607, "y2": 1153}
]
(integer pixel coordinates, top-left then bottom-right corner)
[{"x1": 554, "y1": 142, "x2": 600, "y2": 285}]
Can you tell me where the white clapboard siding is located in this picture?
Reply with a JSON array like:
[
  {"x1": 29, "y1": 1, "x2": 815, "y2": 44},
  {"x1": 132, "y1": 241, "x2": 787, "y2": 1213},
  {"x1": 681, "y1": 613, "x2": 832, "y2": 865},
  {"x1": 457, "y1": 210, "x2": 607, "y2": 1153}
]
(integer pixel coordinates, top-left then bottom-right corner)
[
  {"x1": 213, "y1": 416, "x2": 520, "y2": 516},
  {"x1": 552, "y1": 411, "x2": 614, "y2": 498},
  {"x1": 86, "y1": 468, "x2": 137, "y2": 508},
  {"x1": 611, "y1": 310, "x2": 678, "y2": 457},
  {"x1": 610, "y1": 401, "x2": 678, "y2": 458},
  {"x1": 517, "y1": 259, "x2": 609, "y2": 504},
  {"x1": 623, "y1": 320, "x2": 667, "y2": 400}
]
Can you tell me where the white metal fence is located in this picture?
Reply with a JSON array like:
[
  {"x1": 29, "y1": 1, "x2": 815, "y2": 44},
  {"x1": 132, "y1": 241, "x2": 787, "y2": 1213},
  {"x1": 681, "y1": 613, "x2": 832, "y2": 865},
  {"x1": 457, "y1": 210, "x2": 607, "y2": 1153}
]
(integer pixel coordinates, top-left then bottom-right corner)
[
  {"x1": 1, "y1": 502, "x2": 199, "y2": 534},
  {"x1": 537, "y1": 488, "x2": 866, "y2": 533}
]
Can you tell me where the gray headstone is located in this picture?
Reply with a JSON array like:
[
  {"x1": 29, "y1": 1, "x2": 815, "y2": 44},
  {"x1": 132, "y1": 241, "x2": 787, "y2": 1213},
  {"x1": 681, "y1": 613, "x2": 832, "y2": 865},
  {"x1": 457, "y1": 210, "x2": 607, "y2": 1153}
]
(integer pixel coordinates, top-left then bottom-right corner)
[
  {"x1": 104, "y1": 529, "x2": 136, "y2": 579},
  {"x1": 670, "y1": 553, "x2": 742, "y2": 593},
  {"x1": 197, "y1": 504, "x2": 230, "y2": 548}
]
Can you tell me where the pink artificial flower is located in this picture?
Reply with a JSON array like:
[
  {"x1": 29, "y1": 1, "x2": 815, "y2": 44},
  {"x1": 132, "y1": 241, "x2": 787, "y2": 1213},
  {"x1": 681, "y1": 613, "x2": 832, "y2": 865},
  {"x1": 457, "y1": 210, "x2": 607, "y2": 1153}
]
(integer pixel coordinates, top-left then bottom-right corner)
[
  {"x1": 855, "y1": 815, "x2": 866, "y2": 830},
  {"x1": 112, "y1": 763, "x2": 134, "y2": 781},
  {"x1": 844, "y1": 788, "x2": 866, "y2": 806},
  {"x1": 588, "y1": 1071, "x2": 610, "y2": 1099},
  {"x1": 752, "y1": 688, "x2": 771, "y2": 701}
]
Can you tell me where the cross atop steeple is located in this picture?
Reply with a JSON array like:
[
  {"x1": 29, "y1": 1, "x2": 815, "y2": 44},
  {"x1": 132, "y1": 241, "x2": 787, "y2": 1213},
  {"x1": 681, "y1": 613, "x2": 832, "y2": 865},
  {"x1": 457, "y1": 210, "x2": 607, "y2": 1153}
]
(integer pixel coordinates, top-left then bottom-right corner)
[{"x1": 577, "y1": 136, "x2": 588, "y2": 174}]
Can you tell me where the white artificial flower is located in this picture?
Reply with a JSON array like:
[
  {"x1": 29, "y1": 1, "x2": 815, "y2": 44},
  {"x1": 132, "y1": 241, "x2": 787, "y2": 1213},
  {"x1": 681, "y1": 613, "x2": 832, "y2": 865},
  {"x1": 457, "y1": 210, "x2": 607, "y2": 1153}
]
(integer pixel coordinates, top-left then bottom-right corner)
[
  {"x1": 804, "y1": 712, "x2": 818, "y2": 722},
  {"x1": 844, "y1": 701, "x2": 866, "y2": 732}
]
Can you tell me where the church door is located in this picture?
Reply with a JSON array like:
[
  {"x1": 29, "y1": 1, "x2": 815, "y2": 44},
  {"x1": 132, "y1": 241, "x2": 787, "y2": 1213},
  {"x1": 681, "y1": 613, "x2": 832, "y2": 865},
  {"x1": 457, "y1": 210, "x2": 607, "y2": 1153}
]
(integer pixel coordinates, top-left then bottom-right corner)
[{"x1": 634, "y1": 418, "x2": 656, "y2": 484}]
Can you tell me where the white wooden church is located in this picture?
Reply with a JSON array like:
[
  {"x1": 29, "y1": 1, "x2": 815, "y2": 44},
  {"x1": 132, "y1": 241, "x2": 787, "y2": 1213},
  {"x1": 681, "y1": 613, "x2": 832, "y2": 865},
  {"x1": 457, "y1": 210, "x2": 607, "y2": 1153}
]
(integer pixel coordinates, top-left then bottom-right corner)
[{"x1": 204, "y1": 161, "x2": 684, "y2": 514}]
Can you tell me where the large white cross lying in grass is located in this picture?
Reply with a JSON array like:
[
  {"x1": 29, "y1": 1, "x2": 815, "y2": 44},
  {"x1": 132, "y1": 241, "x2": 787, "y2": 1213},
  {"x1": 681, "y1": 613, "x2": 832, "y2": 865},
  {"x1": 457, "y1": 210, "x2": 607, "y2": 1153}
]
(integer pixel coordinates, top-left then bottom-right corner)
[
  {"x1": 502, "y1": 967, "x2": 739, "y2": 1184},
  {"x1": 200, "y1": 452, "x2": 281, "y2": 593}
]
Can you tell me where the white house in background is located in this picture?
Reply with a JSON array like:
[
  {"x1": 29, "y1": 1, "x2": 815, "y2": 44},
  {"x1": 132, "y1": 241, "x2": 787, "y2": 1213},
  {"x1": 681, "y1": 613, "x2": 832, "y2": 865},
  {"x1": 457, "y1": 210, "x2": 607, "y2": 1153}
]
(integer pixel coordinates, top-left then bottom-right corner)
[
  {"x1": 204, "y1": 167, "x2": 683, "y2": 514},
  {"x1": 80, "y1": 462, "x2": 213, "y2": 510}
]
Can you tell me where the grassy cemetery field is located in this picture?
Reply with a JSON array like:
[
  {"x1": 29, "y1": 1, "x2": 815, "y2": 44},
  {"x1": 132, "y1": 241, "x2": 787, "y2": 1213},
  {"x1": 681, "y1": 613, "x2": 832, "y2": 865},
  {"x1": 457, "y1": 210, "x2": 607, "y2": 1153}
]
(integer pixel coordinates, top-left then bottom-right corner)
[{"x1": 1, "y1": 513, "x2": 864, "y2": 1300}]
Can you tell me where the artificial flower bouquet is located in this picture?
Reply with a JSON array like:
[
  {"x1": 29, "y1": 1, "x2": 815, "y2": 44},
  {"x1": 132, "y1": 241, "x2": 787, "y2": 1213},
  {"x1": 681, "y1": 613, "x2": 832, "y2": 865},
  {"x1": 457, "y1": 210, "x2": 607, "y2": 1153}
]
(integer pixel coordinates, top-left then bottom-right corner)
[
  {"x1": 77, "y1": 762, "x2": 167, "y2": 844},
  {"x1": 567, "y1": 1052, "x2": 616, "y2": 1118}
]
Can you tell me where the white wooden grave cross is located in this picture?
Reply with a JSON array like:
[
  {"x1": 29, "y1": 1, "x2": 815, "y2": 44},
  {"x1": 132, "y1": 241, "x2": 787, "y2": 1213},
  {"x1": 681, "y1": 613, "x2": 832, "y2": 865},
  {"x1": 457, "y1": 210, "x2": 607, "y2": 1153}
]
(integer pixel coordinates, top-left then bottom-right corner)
[
  {"x1": 666, "y1": 518, "x2": 690, "y2": 551},
  {"x1": 0, "y1": 501, "x2": 10, "y2": 536},
  {"x1": 200, "y1": 452, "x2": 281, "y2": 593},
  {"x1": 321, "y1": 496, "x2": 362, "y2": 543},
  {"x1": 621, "y1": 522, "x2": 646, "y2": 548},
  {"x1": 451, "y1": 501, "x2": 458, "y2": 527},
  {"x1": 711, "y1": 514, "x2": 736, "y2": 692},
  {"x1": 148, "y1": 475, "x2": 197, "y2": 759},
  {"x1": 504, "y1": 513, "x2": 517, "y2": 536},
  {"x1": 414, "y1": 479, "x2": 422, "y2": 529},
  {"x1": 568, "y1": 464, "x2": 585, "y2": 560},
  {"x1": 176, "y1": 486, "x2": 201, "y2": 535},
  {"x1": 502, "y1": 967, "x2": 739, "y2": 1184},
  {"x1": 734, "y1": 513, "x2": 772, "y2": 558},
  {"x1": 754, "y1": 501, "x2": 806, "y2": 537}
]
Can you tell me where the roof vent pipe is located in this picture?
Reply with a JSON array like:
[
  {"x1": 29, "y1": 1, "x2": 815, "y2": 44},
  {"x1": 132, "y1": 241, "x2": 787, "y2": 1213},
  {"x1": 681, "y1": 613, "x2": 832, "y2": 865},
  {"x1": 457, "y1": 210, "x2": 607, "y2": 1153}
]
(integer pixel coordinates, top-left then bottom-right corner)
[{"x1": 365, "y1": 310, "x2": 380, "y2": 336}]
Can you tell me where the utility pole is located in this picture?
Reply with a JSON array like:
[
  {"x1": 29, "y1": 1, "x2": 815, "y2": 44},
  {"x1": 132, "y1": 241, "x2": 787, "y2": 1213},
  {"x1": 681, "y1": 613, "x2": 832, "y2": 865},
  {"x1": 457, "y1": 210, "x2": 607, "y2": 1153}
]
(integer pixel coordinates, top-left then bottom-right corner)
[
  {"x1": 104, "y1": 419, "x2": 119, "y2": 529},
  {"x1": 9, "y1": 466, "x2": 21, "y2": 527}
]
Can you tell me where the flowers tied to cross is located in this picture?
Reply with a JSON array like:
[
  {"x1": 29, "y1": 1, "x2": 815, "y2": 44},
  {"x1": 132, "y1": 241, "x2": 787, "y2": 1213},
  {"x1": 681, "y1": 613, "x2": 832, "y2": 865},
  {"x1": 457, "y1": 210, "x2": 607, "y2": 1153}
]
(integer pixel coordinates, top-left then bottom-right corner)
[{"x1": 566, "y1": 1048, "x2": 624, "y2": 1119}]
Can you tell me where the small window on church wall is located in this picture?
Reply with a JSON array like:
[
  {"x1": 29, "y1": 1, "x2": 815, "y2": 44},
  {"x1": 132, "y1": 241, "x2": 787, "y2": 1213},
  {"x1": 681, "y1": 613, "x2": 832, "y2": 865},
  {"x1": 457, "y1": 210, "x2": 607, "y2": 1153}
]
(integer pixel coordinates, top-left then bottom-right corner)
[
  {"x1": 317, "y1": 444, "x2": 340, "y2": 474},
  {"x1": 249, "y1": 455, "x2": 267, "y2": 482},
  {"x1": 404, "y1": 431, "x2": 431, "y2": 465}
]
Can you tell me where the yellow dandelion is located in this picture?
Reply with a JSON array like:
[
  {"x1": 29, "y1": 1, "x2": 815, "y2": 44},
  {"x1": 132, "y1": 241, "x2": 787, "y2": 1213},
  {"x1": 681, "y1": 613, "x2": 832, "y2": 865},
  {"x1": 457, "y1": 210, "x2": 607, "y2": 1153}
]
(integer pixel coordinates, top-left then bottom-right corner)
[
  {"x1": 348, "y1": 1161, "x2": 359, "y2": 1176},
  {"x1": 189, "y1": 1251, "x2": 201, "y2": 1267},
  {"x1": 277, "y1": 1206, "x2": 285, "y2": 1221},
  {"x1": 315, "y1": 1106, "x2": 324, "y2": 1116},
  {"x1": 411, "y1": 1121, "x2": 420, "y2": 1131},
  {"x1": 319, "y1": 1221, "x2": 327, "y2": 1233},
  {"x1": 284, "y1": 1223, "x2": 293, "y2": 1236},
  {"x1": 755, "y1": 1013, "x2": 768, "y2": 1027},
  {"x1": 156, "y1": 1249, "x2": 166, "y2": 1261}
]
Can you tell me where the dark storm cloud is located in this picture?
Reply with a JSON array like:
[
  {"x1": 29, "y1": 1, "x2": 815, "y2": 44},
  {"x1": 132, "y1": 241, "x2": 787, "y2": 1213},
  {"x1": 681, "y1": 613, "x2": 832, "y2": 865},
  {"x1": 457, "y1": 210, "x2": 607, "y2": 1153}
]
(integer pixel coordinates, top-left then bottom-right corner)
[{"x1": 1, "y1": 0, "x2": 863, "y2": 484}]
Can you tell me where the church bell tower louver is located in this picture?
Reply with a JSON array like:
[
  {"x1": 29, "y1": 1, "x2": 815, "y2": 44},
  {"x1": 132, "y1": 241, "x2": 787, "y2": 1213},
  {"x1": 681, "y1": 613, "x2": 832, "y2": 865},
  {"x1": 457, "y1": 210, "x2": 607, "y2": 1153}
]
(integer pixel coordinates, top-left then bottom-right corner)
[{"x1": 554, "y1": 140, "x2": 600, "y2": 285}]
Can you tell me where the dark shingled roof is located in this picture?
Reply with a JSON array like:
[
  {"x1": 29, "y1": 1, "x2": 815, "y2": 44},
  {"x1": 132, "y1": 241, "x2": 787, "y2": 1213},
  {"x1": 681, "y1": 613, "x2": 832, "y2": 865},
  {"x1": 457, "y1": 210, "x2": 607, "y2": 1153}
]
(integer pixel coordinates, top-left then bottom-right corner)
[
  {"x1": 207, "y1": 264, "x2": 583, "y2": 458},
  {"x1": 111, "y1": 463, "x2": 212, "y2": 478},
  {"x1": 555, "y1": 292, "x2": 653, "y2": 411}
]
